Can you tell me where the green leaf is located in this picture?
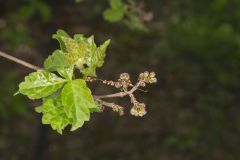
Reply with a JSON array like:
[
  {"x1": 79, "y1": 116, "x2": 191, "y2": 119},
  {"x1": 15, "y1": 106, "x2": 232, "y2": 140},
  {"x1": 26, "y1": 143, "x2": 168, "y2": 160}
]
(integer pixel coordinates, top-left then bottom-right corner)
[
  {"x1": 61, "y1": 79, "x2": 97, "y2": 131},
  {"x1": 64, "y1": 37, "x2": 87, "y2": 69},
  {"x1": 42, "y1": 86, "x2": 62, "y2": 103},
  {"x1": 53, "y1": 29, "x2": 70, "y2": 51},
  {"x1": 73, "y1": 34, "x2": 84, "y2": 42},
  {"x1": 52, "y1": 31, "x2": 110, "y2": 75},
  {"x1": 109, "y1": 0, "x2": 124, "y2": 9},
  {"x1": 57, "y1": 66, "x2": 74, "y2": 80},
  {"x1": 11, "y1": 5, "x2": 35, "y2": 22},
  {"x1": 103, "y1": 0, "x2": 125, "y2": 22},
  {"x1": 36, "y1": 98, "x2": 70, "y2": 134},
  {"x1": 18, "y1": 70, "x2": 67, "y2": 99},
  {"x1": 124, "y1": 16, "x2": 148, "y2": 32},
  {"x1": 82, "y1": 39, "x2": 111, "y2": 77},
  {"x1": 103, "y1": 8, "x2": 124, "y2": 22},
  {"x1": 89, "y1": 101, "x2": 101, "y2": 113},
  {"x1": 44, "y1": 50, "x2": 69, "y2": 71},
  {"x1": 44, "y1": 49, "x2": 74, "y2": 80},
  {"x1": 37, "y1": 1, "x2": 51, "y2": 23}
]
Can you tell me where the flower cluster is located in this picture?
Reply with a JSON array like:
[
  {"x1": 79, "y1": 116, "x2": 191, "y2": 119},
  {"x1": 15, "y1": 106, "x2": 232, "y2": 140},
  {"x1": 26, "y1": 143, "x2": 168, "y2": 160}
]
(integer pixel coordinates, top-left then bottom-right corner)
[
  {"x1": 118, "y1": 73, "x2": 132, "y2": 90},
  {"x1": 112, "y1": 104, "x2": 124, "y2": 116},
  {"x1": 90, "y1": 71, "x2": 156, "y2": 117},
  {"x1": 98, "y1": 73, "x2": 132, "y2": 90},
  {"x1": 139, "y1": 71, "x2": 157, "y2": 86},
  {"x1": 130, "y1": 102, "x2": 147, "y2": 117}
]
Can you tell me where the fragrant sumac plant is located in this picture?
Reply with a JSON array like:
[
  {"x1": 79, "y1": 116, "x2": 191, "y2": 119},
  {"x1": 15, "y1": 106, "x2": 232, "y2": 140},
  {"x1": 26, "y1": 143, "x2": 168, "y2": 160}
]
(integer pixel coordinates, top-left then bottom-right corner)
[{"x1": 14, "y1": 29, "x2": 157, "y2": 134}]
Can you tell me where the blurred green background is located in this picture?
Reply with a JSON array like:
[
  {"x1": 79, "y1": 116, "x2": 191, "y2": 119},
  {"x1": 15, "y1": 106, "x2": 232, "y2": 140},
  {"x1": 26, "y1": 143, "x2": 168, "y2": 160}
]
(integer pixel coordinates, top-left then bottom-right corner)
[{"x1": 0, "y1": 0, "x2": 240, "y2": 160}]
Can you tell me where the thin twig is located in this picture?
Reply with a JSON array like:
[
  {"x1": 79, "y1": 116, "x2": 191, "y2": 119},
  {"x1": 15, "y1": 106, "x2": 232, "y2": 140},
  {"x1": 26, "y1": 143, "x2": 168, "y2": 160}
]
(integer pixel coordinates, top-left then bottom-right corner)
[
  {"x1": 0, "y1": 50, "x2": 41, "y2": 70},
  {"x1": 95, "y1": 99, "x2": 114, "y2": 108},
  {"x1": 93, "y1": 81, "x2": 142, "y2": 99}
]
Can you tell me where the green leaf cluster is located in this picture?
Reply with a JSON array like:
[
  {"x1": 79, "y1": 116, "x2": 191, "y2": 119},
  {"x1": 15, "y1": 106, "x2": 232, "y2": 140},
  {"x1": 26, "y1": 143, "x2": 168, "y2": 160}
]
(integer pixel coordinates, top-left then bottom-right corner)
[
  {"x1": 103, "y1": 0, "x2": 148, "y2": 31},
  {"x1": 52, "y1": 29, "x2": 110, "y2": 77},
  {"x1": 17, "y1": 29, "x2": 110, "y2": 134}
]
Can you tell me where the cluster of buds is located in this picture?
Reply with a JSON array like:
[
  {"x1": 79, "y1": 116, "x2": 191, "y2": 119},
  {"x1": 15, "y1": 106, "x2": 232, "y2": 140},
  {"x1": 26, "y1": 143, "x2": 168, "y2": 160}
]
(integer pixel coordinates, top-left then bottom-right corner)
[
  {"x1": 102, "y1": 80, "x2": 122, "y2": 88},
  {"x1": 100, "y1": 73, "x2": 132, "y2": 90},
  {"x1": 130, "y1": 102, "x2": 147, "y2": 117},
  {"x1": 85, "y1": 76, "x2": 97, "y2": 82},
  {"x1": 92, "y1": 71, "x2": 157, "y2": 117},
  {"x1": 139, "y1": 71, "x2": 157, "y2": 86},
  {"x1": 112, "y1": 104, "x2": 124, "y2": 116},
  {"x1": 118, "y1": 73, "x2": 132, "y2": 90}
]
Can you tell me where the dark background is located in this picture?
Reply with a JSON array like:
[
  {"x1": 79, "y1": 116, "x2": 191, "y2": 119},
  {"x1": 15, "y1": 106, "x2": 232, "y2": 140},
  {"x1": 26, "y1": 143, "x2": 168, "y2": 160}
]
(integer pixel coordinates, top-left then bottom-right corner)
[{"x1": 0, "y1": 0, "x2": 240, "y2": 160}]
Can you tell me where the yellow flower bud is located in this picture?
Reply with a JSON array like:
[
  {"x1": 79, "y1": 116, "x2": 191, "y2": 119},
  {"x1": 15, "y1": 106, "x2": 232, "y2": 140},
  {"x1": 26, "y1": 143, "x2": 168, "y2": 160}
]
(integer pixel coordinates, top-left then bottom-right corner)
[
  {"x1": 149, "y1": 72, "x2": 156, "y2": 78},
  {"x1": 143, "y1": 71, "x2": 149, "y2": 78},
  {"x1": 130, "y1": 103, "x2": 147, "y2": 117}
]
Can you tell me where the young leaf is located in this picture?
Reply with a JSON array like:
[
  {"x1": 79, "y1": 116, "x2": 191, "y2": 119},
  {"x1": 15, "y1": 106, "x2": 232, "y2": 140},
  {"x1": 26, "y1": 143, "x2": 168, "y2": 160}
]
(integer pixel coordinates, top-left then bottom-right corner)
[
  {"x1": 73, "y1": 34, "x2": 84, "y2": 42},
  {"x1": 18, "y1": 70, "x2": 67, "y2": 99},
  {"x1": 103, "y1": 9, "x2": 124, "y2": 22},
  {"x1": 57, "y1": 66, "x2": 74, "y2": 80},
  {"x1": 82, "y1": 39, "x2": 111, "y2": 77},
  {"x1": 44, "y1": 50, "x2": 69, "y2": 71},
  {"x1": 61, "y1": 79, "x2": 97, "y2": 131},
  {"x1": 124, "y1": 16, "x2": 148, "y2": 32},
  {"x1": 37, "y1": 1, "x2": 51, "y2": 23},
  {"x1": 36, "y1": 98, "x2": 70, "y2": 134},
  {"x1": 53, "y1": 29, "x2": 70, "y2": 51},
  {"x1": 109, "y1": 0, "x2": 125, "y2": 9},
  {"x1": 44, "y1": 50, "x2": 74, "y2": 80},
  {"x1": 103, "y1": 0, "x2": 125, "y2": 22},
  {"x1": 64, "y1": 37, "x2": 87, "y2": 69}
]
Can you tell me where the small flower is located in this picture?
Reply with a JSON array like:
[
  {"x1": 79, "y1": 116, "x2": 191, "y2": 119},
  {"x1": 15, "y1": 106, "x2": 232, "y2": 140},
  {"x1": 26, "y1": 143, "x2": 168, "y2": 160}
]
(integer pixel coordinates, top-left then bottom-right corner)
[
  {"x1": 118, "y1": 73, "x2": 132, "y2": 88},
  {"x1": 112, "y1": 105, "x2": 124, "y2": 116},
  {"x1": 120, "y1": 73, "x2": 130, "y2": 80},
  {"x1": 130, "y1": 103, "x2": 147, "y2": 117},
  {"x1": 149, "y1": 77, "x2": 157, "y2": 83},
  {"x1": 149, "y1": 72, "x2": 155, "y2": 78},
  {"x1": 139, "y1": 71, "x2": 157, "y2": 84},
  {"x1": 139, "y1": 81, "x2": 146, "y2": 87},
  {"x1": 99, "y1": 105, "x2": 105, "y2": 112},
  {"x1": 114, "y1": 82, "x2": 122, "y2": 88},
  {"x1": 85, "y1": 76, "x2": 95, "y2": 82},
  {"x1": 143, "y1": 71, "x2": 149, "y2": 78}
]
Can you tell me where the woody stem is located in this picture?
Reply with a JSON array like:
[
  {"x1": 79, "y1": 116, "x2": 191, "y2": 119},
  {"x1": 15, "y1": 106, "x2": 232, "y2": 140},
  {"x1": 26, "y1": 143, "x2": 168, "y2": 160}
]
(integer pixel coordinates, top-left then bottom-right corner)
[{"x1": 0, "y1": 50, "x2": 41, "y2": 70}]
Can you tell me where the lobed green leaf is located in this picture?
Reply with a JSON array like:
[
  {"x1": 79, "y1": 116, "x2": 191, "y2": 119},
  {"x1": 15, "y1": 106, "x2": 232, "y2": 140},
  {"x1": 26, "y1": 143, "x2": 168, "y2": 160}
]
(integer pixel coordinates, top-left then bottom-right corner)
[
  {"x1": 18, "y1": 70, "x2": 67, "y2": 99},
  {"x1": 82, "y1": 39, "x2": 111, "y2": 77},
  {"x1": 109, "y1": 0, "x2": 125, "y2": 9},
  {"x1": 103, "y1": 0, "x2": 125, "y2": 22},
  {"x1": 103, "y1": 9, "x2": 124, "y2": 22},
  {"x1": 61, "y1": 79, "x2": 98, "y2": 131},
  {"x1": 64, "y1": 37, "x2": 87, "y2": 69},
  {"x1": 44, "y1": 50, "x2": 69, "y2": 71},
  {"x1": 57, "y1": 66, "x2": 74, "y2": 80},
  {"x1": 36, "y1": 97, "x2": 70, "y2": 134},
  {"x1": 53, "y1": 29, "x2": 70, "y2": 51}
]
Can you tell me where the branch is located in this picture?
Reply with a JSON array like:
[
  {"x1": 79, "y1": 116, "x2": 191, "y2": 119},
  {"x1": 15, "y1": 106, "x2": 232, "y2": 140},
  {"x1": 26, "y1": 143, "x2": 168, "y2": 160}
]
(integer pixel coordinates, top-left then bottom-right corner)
[
  {"x1": 93, "y1": 81, "x2": 142, "y2": 99},
  {"x1": 95, "y1": 99, "x2": 124, "y2": 116},
  {"x1": 0, "y1": 50, "x2": 41, "y2": 70},
  {"x1": 95, "y1": 99, "x2": 115, "y2": 108},
  {"x1": 0, "y1": 50, "x2": 147, "y2": 102}
]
